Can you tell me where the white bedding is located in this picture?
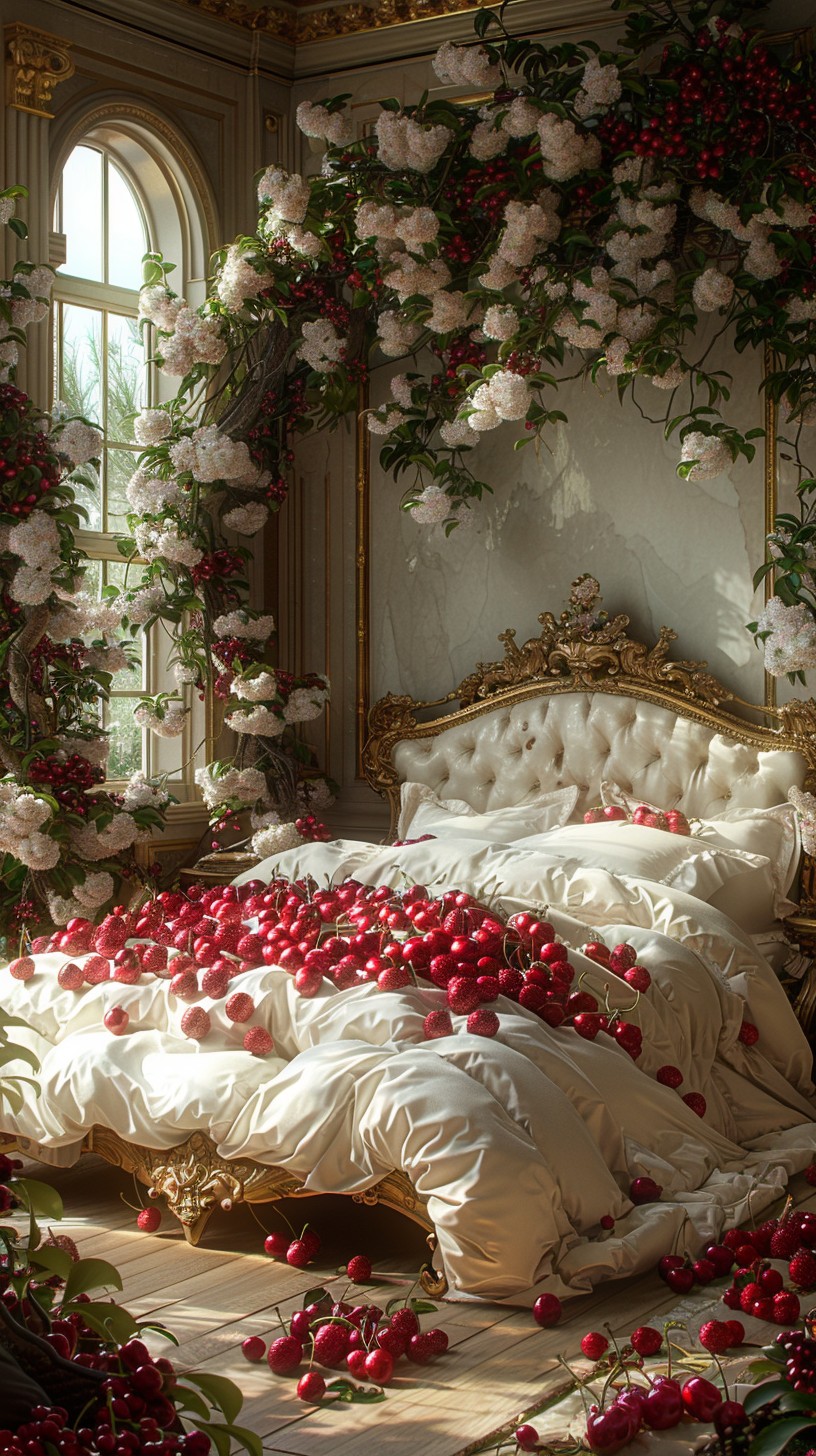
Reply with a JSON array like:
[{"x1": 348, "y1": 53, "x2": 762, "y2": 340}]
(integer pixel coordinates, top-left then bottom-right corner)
[{"x1": 2, "y1": 833, "x2": 815, "y2": 1305}]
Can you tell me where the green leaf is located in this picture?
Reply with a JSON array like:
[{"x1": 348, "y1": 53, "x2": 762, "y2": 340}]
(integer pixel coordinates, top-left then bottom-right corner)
[
  {"x1": 748, "y1": 1416, "x2": 816, "y2": 1456},
  {"x1": 182, "y1": 1372, "x2": 243, "y2": 1423},
  {"x1": 195, "y1": 1424, "x2": 263, "y2": 1456},
  {"x1": 60, "y1": 1301, "x2": 138, "y2": 1344},
  {"x1": 63, "y1": 1257, "x2": 123, "y2": 1303},
  {"x1": 30, "y1": 1245, "x2": 74, "y2": 1282},
  {"x1": 744, "y1": 1380, "x2": 787, "y2": 1414},
  {"x1": 174, "y1": 1389, "x2": 212, "y2": 1421},
  {"x1": 8, "y1": 217, "x2": 28, "y2": 239},
  {"x1": 17, "y1": 1180, "x2": 64, "y2": 1221}
]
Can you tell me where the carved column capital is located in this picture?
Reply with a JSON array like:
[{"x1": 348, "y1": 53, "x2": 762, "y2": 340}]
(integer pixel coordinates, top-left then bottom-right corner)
[{"x1": 5, "y1": 24, "x2": 74, "y2": 119}]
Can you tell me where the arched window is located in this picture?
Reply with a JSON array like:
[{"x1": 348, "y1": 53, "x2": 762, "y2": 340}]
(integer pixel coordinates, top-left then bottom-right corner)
[{"x1": 51, "y1": 124, "x2": 211, "y2": 795}]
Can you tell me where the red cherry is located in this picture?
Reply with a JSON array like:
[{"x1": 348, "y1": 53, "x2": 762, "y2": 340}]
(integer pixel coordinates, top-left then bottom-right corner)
[
  {"x1": 533, "y1": 1293, "x2": 562, "y2": 1326},
  {"x1": 242, "y1": 1336, "x2": 266, "y2": 1362},
  {"x1": 364, "y1": 1347, "x2": 394, "y2": 1384}
]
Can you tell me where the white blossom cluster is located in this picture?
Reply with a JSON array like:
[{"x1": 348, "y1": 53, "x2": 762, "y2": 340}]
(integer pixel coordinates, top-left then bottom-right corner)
[
  {"x1": 223, "y1": 502, "x2": 269, "y2": 535},
  {"x1": 117, "y1": 583, "x2": 165, "y2": 626},
  {"x1": 432, "y1": 42, "x2": 501, "y2": 89},
  {"x1": 367, "y1": 406, "x2": 406, "y2": 437},
  {"x1": 54, "y1": 418, "x2": 103, "y2": 466},
  {"x1": 575, "y1": 57, "x2": 622, "y2": 118},
  {"x1": 57, "y1": 736, "x2": 110, "y2": 767},
  {"x1": 679, "y1": 430, "x2": 733, "y2": 481},
  {"x1": 126, "y1": 468, "x2": 184, "y2": 516},
  {"x1": 8, "y1": 511, "x2": 62, "y2": 605},
  {"x1": 133, "y1": 409, "x2": 173, "y2": 446},
  {"x1": 376, "y1": 310, "x2": 422, "y2": 357},
  {"x1": 283, "y1": 681, "x2": 330, "y2": 722},
  {"x1": 196, "y1": 764, "x2": 268, "y2": 808},
  {"x1": 72, "y1": 871, "x2": 115, "y2": 910},
  {"x1": 139, "y1": 285, "x2": 182, "y2": 331},
  {"x1": 216, "y1": 243, "x2": 267, "y2": 313},
  {"x1": 226, "y1": 705, "x2": 285, "y2": 737},
  {"x1": 464, "y1": 369, "x2": 532, "y2": 432},
  {"x1": 72, "y1": 813, "x2": 144, "y2": 860},
  {"x1": 257, "y1": 167, "x2": 311, "y2": 225},
  {"x1": 409, "y1": 484, "x2": 453, "y2": 525},
  {"x1": 214, "y1": 611, "x2": 275, "y2": 641},
  {"x1": 120, "y1": 771, "x2": 171, "y2": 811},
  {"x1": 394, "y1": 207, "x2": 440, "y2": 253},
  {"x1": 6, "y1": 266, "x2": 54, "y2": 329},
  {"x1": 134, "y1": 703, "x2": 188, "y2": 737},
  {"x1": 153, "y1": 302, "x2": 227, "y2": 377},
  {"x1": 48, "y1": 592, "x2": 123, "y2": 640},
  {"x1": 170, "y1": 424, "x2": 253, "y2": 483},
  {"x1": 0, "y1": 784, "x2": 59, "y2": 871},
  {"x1": 297, "y1": 318, "x2": 347, "y2": 372},
  {"x1": 84, "y1": 642, "x2": 130, "y2": 674},
  {"x1": 483, "y1": 304, "x2": 519, "y2": 341},
  {"x1": 756, "y1": 597, "x2": 816, "y2": 677},
  {"x1": 692, "y1": 267, "x2": 735, "y2": 314},
  {"x1": 296, "y1": 100, "x2": 353, "y2": 146},
  {"x1": 554, "y1": 269, "x2": 617, "y2": 349},
  {"x1": 385, "y1": 255, "x2": 451, "y2": 303},
  {"x1": 251, "y1": 821, "x2": 304, "y2": 858},
  {"x1": 781, "y1": 392, "x2": 816, "y2": 427},
  {"x1": 440, "y1": 419, "x2": 479, "y2": 449},
  {"x1": 537, "y1": 113, "x2": 601, "y2": 182},
  {"x1": 789, "y1": 786, "x2": 816, "y2": 857},
  {"x1": 688, "y1": 187, "x2": 791, "y2": 282},
  {"x1": 134, "y1": 521, "x2": 203, "y2": 569},
  {"x1": 0, "y1": 199, "x2": 14, "y2": 227},
  {"x1": 232, "y1": 670, "x2": 278, "y2": 701},
  {"x1": 375, "y1": 112, "x2": 453, "y2": 174},
  {"x1": 491, "y1": 197, "x2": 561, "y2": 272},
  {"x1": 298, "y1": 777, "x2": 334, "y2": 811}
]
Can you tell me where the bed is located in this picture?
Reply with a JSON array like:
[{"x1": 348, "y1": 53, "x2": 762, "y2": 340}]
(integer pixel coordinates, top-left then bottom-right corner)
[{"x1": 3, "y1": 578, "x2": 816, "y2": 1305}]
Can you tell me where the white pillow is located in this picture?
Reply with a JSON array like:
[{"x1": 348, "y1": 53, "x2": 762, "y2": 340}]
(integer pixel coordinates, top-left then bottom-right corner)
[
  {"x1": 397, "y1": 781, "x2": 579, "y2": 843},
  {"x1": 599, "y1": 782, "x2": 799, "y2": 929},
  {"x1": 523, "y1": 820, "x2": 768, "y2": 906}
]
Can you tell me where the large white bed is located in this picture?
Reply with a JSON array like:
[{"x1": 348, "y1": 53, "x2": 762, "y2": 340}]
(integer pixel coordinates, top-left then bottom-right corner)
[{"x1": 3, "y1": 581, "x2": 816, "y2": 1305}]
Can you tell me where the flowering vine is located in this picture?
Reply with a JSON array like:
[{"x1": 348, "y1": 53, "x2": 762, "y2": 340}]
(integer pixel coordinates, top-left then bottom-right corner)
[
  {"x1": 116, "y1": 0, "x2": 816, "y2": 679},
  {"x1": 0, "y1": 194, "x2": 181, "y2": 941}
]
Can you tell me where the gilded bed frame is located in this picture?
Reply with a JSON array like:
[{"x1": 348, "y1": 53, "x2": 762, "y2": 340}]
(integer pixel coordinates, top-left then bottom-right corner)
[{"x1": 9, "y1": 578, "x2": 816, "y2": 1280}]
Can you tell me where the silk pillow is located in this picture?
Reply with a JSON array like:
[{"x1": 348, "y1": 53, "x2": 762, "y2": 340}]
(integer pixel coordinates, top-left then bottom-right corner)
[
  {"x1": 599, "y1": 781, "x2": 799, "y2": 928},
  {"x1": 397, "y1": 781, "x2": 579, "y2": 843},
  {"x1": 522, "y1": 820, "x2": 768, "y2": 906}
]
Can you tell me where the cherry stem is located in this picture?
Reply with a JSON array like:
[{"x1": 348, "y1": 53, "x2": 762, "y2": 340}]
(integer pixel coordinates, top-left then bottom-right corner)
[{"x1": 712, "y1": 1352, "x2": 729, "y2": 1400}]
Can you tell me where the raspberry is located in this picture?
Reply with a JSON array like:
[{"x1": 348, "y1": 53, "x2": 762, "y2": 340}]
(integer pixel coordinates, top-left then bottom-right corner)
[
  {"x1": 267, "y1": 1336, "x2": 303, "y2": 1374},
  {"x1": 722, "y1": 1286, "x2": 742, "y2": 1309},
  {"x1": 581, "y1": 1332, "x2": 609, "y2": 1360},
  {"x1": 682, "y1": 1092, "x2": 706, "y2": 1117},
  {"x1": 466, "y1": 1009, "x2": 499, "y2": 1037},
  {"x1": 752, "y1": 1220, "x2": 778, "y2": 1255},
  {"x1": 170, "y1": 969, "x2": 199, "y2": 1000},
  {"x1": 498, "y1": 967, "x2": 524, "y2": 999},
  {"x1": 699, "y1": 1320, "x2": 731, "y2": 1354},
  {"x1": 775, "y1": 1292, "x2": 801, "y2": 1326},
  {"x1": 57, "y1": 961, "x2": 84, "y2": 990},
  {"x1": 656, "y1": 1065, "x2": 683, "y2": 1087},
  {"x1": 236, "y1": 933, "x2": 262, "y2": 961},
  {"x1": 390, "y1": 1307, "x2": 420, "y2": 1339},
  {"x1": 407, "y1": 1332, "x2": 437, "y2": 1363},
  {"x1": 378, "y1": 965, "x2": 411, "y2": 991},
  {"x1": 141, "y1": 944, "x2": 168, "y2": 973},
  {"x1": 447, "y1": 976, "x2": 481, "y2": 1015},
  {"x1": 630, "y1": 1327, "x2": 662, "y2": 1356},
  {"x1": 749, "y1": 1296, "x2": 775, "y2": 1321},
  {"x1": 347, "y1": 1255, "x2": 372, "y2": 1282},
  {"x1": 789, "y1": 1251, "x2": 816, "y2": 1290},
  {"x1": 724, "y1": 1320, "x2": 744, "y2": 1346},
  {"x1": 738, "y1": 1020, "x2": 759, "y2": 1045},
  {"x1": 214, "y1": 925, "x2": 241, "y2": 953},
  {"x1": 201, "y1": 967, "x2": 229, "y2": 999},
  {"x1": 424, "y1": 1009, "x2": 453, "y2": 1039},
  {"x1": 180, "y1": 1007, "x2": 211, "y2": 1040},
  {"x1": 244, "y1": 1026, "x2": 274, "y2": 1055},
  {"x1": 771, "y1": 1223, "x2": 802, "y2": 1259},
  {"x1": 313, "y1": 1323, "x2": 349, "y2": 1368},
  {"x1": 225, "y1": 991, "x2": 255, "y2": 1022},
  {"x1": 82, "y1": 954, "x2": 110, "y2": 985},
  {"x1": 137, "y1": 1207, "x2": 161, "y2": 1232}
]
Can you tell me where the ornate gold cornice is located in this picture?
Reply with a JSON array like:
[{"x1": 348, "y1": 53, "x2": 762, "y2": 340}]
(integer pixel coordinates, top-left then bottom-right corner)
[
  {"x1": 5, "y1": 24, "x2": 74, "y2": 119},
  {"x1": 163, "y1": 0, "x2": 484, "y2": 45}
]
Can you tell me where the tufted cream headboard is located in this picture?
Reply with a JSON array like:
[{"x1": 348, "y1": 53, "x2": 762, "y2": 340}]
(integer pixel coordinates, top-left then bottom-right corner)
[{"x1": 363, "y1": 593, "x2": 816, "y2": 845}]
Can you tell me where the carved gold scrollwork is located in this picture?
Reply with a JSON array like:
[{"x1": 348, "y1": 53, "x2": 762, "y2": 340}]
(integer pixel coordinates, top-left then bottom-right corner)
[
  {"x1": 5, "y1": 25, "x2": 74, "y2": 118},
  {"x1": 166, "y1": 0, "x2": 483, "y2": 44}
]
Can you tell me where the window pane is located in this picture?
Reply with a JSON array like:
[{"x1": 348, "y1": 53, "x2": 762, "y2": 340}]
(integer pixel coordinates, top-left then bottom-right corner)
[
  {"x1": 59, "y1": 147, "x2": 103, "y2": 283},
  {"x1": 59, "y1": 304, "x2": 103, "y2": 424},
  {"x1": 105, "y1": 696, "x2": 143, "y2": 779},
  {"x1": 106, "y1": 314, "x2": 146, "y2": 442},
  {"x1": 81, "y1": 559, "x2": 102, "y2": 600},
  {"x1": 107, "y1": 163, "x2": 148, "y2": 290},
  {"x1": 106, "y1": 446, "x2": 139, "y2": 533}
]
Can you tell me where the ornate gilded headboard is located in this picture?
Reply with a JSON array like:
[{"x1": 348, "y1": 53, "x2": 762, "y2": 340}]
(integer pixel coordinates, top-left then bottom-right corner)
[{"x1": 362, "y1": 578, "x2": 816, "y2": 873}]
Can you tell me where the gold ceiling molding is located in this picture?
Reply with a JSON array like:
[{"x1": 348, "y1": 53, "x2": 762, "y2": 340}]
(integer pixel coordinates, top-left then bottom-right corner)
[
  {"x1": 164, "y1": 0, "x2": 486, "y2": 45},
  {"x1": 5, "y1": 23, "x2": 75, "y2": 118}
]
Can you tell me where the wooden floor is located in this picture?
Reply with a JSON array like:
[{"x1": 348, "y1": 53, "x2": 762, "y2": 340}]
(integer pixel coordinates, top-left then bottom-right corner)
[{"x1": 13, "y1": 1155, "x2": 816, "y2": 1456}]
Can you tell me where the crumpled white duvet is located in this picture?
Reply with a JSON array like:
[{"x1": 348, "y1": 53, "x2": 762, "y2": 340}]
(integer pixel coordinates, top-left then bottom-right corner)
[{"x1": 2, "y1": 835, "x2": 815, "y2": 1305}]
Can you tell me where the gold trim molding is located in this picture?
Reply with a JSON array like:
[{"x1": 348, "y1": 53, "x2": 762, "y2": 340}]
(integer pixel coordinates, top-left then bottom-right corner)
[
  {"x1": 5, "y1": 24, "x2": 74, "y2": 119},
  {"x1": 362, "y1": 580, "x2": 816, "y2": 840},
  {"x1": 164, "y1": 0, "x2": 486, "y2": 45}
]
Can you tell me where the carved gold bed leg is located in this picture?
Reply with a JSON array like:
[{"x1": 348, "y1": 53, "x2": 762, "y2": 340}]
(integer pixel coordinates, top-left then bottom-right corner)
[
  {"x1": 419, "y1": 1232, "x2": 448, "y2": 1298},
  {"x1": 180, "y1": 1209, "x2": 214, "y2": 1247}
]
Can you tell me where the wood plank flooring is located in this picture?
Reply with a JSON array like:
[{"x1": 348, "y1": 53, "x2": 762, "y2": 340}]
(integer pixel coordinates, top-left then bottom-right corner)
[{"x1": 11, "y1": 1154, "x2": 816, "y2": 1456}]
